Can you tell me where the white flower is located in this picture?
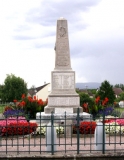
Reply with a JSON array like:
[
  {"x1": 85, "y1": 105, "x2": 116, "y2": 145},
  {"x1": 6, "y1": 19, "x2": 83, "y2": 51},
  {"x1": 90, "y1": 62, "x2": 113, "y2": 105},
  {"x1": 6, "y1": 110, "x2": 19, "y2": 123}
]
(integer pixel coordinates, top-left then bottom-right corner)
[
  {"x1": 36, "y1": 124, "x2": 64, "y2": 135},
  {"x1": 56, "y1": 126, "x2": 64, "y2": 134},
  {"x1": 105, "y1": 122, "x2": 120, "y2": 134}
]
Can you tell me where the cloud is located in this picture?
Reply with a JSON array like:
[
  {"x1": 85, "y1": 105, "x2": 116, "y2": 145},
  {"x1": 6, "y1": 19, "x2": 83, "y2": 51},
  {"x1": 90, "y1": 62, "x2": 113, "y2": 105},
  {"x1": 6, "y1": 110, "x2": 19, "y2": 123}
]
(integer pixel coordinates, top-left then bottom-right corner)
[
  {"x1": 25, "y1": 0, "x2": 101, "y2": 27},
  {"x1": 13, "y1": 35, "x2": 37, "y2": 40},
  {"x1": 1, "y1": 0, "x2": 124, "y2": 88}
]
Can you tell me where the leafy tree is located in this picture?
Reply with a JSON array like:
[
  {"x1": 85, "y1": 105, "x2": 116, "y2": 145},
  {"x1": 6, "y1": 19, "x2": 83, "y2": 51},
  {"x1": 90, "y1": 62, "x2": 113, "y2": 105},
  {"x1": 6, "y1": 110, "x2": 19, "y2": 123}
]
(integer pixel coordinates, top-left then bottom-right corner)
[
  {"x1": 116, "y1": 92, "x2": 124, "y2": 102},
  {"x1": 78, "y1": 92, "x2": 94, "y2": 107},
  {"x1": 114, "y1": 84, "x2": 124, "y2": 91},
  {"x1": 1, "y1": 74, "x2": 28, "y2": 102},
  {"x1": 96, "y1": 80, "x2": 116, "y2": 104},
  {"x1": 90, "y1": 89, "x2": 97, "y2": 95},
  {"x1": 0, "y1": 84, "x2": 4, "y2": 101}
]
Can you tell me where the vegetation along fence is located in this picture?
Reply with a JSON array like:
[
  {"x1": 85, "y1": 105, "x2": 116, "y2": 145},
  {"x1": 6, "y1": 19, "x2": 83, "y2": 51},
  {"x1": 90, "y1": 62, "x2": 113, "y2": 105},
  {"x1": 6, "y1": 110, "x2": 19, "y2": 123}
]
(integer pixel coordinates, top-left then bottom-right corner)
[{"x1": 0, "y1": 107, "x2": 124, "y2": 158}]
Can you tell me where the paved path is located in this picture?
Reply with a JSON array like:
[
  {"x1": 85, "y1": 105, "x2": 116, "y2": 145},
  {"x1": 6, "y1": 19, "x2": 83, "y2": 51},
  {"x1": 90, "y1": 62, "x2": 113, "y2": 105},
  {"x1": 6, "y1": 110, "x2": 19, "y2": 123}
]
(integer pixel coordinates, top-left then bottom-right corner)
[{"x1": 0, "y1": 114, "x2": 4, "y2": 119}]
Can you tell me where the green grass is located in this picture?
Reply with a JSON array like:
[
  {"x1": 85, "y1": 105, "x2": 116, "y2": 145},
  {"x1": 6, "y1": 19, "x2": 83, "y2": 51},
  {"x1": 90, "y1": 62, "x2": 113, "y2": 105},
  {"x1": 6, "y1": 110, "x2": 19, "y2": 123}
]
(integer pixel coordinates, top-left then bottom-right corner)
[
  {"x1": 112, "y1": 107, "x2": 124, "y2": 117},
  {"x1": 0, "y1": 105, "x2": 5, "y2": 113},
  {"x1": 115, "y1": 107, "x2": 124, "y2": 112}
]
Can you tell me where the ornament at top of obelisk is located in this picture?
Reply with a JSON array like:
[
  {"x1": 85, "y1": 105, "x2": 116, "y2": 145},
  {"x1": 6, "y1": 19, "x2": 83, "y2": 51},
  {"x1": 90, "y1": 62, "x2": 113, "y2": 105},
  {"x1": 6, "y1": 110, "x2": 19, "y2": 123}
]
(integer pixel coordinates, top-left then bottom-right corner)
[{"x1": 54, "y1": 17, "x2": 72, "y2": 70}]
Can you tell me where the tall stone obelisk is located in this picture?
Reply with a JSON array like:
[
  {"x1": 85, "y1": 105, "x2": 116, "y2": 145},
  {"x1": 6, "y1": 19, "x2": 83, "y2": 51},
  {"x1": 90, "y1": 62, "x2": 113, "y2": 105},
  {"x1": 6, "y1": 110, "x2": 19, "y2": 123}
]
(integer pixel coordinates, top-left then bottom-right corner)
[{"x1": 44, "y1": 17, "x2": 82, "y2": 113}]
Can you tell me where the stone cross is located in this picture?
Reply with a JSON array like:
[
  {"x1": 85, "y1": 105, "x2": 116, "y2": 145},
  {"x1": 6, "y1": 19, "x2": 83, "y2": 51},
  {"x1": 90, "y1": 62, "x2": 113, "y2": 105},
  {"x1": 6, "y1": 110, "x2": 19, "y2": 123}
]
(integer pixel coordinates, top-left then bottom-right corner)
[{"x1": 44, "y1": 17, "x2": 82, "y2": 114}]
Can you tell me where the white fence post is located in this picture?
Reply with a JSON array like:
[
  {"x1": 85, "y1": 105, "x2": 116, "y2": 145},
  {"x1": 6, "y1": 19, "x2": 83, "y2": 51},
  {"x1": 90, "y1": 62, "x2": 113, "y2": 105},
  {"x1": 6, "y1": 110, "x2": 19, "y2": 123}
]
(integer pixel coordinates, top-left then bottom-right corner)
[
  {"x1": 46, "y1": 122, "x2": 57, "y2": 153},
  {"x1": 95, "y1": 122, "x2": 106, "y2": 152}
]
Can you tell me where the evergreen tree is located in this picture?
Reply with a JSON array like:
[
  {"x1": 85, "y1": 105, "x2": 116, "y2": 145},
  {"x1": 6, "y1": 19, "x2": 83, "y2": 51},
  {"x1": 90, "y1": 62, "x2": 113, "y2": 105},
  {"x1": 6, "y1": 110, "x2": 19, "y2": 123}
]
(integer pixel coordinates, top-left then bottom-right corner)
[{"x1": 96, "y1": 80, "x2": 115, "y2": 104}]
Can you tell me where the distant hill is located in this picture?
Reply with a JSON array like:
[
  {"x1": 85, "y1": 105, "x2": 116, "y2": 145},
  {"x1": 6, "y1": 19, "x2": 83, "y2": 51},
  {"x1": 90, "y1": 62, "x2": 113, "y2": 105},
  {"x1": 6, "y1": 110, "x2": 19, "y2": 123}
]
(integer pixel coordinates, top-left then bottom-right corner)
[{"x1": 76, "y1": 82, "x2": 101, "y2": 89}]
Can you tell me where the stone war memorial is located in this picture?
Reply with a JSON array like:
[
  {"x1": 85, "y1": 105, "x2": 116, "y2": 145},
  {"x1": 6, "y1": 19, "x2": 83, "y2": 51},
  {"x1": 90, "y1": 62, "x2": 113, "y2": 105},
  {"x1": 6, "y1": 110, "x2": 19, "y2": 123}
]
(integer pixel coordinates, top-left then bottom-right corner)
[
  {"x1": 36, "y1": 17, "x2": 91, "y2": 136},
  {"x1": 45, "y1": 17, "x2": 83, "y2": 114}
]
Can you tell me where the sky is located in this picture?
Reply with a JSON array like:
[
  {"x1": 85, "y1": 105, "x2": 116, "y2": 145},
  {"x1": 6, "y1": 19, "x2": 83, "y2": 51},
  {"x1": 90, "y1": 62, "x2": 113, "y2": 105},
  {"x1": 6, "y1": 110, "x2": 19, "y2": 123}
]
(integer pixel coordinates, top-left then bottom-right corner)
[{"x1": 0, "y1": 0, "x2": 124, "y2": 88}]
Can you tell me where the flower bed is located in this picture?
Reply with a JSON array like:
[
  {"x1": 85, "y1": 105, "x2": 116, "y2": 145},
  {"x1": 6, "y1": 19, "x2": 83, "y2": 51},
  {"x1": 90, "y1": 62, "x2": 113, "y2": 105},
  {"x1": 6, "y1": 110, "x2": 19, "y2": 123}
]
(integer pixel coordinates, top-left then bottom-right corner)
[
  {"x1": 36, "y1": 124, "x2": 64, "y2": 135},
  {"x1": 73, "y1": 121, "x2": 96, "y2": 134},
  {"x1": 3, "y1": 94, "x2": 48, "y2": 119},
  {"x1": 104, "y1": 118, "x2": 124, "y2": 134},
  {"x1": 1, "y1": 116, "x2": 124, "y2": 136},
  {"x1": 0, "y1": 116, "x2": 37, "y2": 136},
  {"x1": 3, "y1": 109, "x2": 24, "y2": 117}
]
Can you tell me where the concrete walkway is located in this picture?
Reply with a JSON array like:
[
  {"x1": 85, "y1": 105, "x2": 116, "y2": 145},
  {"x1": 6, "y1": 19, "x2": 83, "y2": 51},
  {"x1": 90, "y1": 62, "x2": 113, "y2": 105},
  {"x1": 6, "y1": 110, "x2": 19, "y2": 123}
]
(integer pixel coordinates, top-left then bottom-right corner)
[{"x1": 0, "y1": 114, "x2": 4, "y2": 119}]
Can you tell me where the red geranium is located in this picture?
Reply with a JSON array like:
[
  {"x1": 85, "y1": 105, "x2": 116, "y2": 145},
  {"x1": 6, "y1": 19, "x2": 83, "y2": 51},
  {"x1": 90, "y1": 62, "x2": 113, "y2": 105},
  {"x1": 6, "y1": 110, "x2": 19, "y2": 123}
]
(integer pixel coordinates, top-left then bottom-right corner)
[
  {"x1": 73, "y1": 121, "x2": 96, "y2": 134},
  {"x1": 22, "y1": 94, "x2": 25, "y2": 99},
  {"x1": 79, "y1": 121, "x2": 96, "y2": 134},
  {"x1": 0, "y1": 117, "x2": 37, "y2": 136},
  {"x1": 13, "y1": 99, "x2": 17, "y2": 103},
  {"x1": 95, "y1": 96, "x2": 100, "y2": 104}
]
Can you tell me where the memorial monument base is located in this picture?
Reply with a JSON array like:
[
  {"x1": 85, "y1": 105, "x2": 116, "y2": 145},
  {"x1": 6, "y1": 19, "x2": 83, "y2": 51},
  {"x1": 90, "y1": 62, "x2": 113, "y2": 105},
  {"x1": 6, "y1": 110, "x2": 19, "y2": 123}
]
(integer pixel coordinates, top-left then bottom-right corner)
[
  {"x1": 44, "y1": 93, "x2": 83, "y2": 114},
  {"x1": 44, "y1": 106, "x2": 83, "y2": 114},
  {"x1": 36, "y1": 111, "x2": 92, "y2": 137}
]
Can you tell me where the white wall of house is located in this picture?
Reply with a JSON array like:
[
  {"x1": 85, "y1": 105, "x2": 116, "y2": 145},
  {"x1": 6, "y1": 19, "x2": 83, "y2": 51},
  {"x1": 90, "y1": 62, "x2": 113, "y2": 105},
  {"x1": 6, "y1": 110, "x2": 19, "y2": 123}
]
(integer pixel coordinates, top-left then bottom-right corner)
[{"x1": 36, "y1": 83, "x2": 51, "y2": 101}]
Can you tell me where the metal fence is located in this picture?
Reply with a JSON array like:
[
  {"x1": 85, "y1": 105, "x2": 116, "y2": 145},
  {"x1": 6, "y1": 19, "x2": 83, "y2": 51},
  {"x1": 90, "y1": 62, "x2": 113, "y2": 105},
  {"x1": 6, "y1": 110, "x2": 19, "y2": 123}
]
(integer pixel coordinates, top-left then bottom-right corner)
[{"x1": 0, "y1": 109, "x2": 124, "y2": 156}]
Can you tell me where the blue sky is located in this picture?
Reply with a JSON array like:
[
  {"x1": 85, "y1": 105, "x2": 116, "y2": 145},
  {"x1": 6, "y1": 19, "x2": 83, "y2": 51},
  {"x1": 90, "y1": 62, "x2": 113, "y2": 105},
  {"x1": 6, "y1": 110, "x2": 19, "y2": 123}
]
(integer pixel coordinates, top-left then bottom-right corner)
[{"x1": 0, "y1": 0, "x2": 124, "y2": 88}]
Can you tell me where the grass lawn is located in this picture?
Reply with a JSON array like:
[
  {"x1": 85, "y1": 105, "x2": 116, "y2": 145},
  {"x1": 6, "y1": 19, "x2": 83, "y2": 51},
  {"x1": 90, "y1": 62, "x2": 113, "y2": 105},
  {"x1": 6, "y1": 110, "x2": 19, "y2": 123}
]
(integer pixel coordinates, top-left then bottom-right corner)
[
  {"x1": 112, "y1": 107, "x2": 124, "y2": 117},
  {"x1": 115, "y1": 107, "x2": 124, "y2": 112},
  {"x1": 0, "y1": 105, "x2": 5, "y2": 114}
]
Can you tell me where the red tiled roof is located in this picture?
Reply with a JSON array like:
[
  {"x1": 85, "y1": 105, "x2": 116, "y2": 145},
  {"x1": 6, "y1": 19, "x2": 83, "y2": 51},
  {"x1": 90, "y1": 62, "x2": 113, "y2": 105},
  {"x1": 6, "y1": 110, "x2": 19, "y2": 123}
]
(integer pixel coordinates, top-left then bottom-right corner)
[
  {"x1": 113, "y1": 88, "x2": 123, "y2": 96},
  {"x1": 28, "y1": 83, "x2": 50, "y2": 97}
]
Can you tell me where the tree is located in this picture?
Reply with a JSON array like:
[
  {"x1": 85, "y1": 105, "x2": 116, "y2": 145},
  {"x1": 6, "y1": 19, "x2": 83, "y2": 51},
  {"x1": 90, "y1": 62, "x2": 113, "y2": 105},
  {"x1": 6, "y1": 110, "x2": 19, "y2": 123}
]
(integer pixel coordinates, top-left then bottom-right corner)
[
  {"x1": 114, "y1": 84, "x2": 124, "y2": 91},
  {"x1": 0, "y1": 84, "x2": 4, "y2": 101},
  {"x1": 96, "y1": 80, "x2": 116, "y2": 104},
  {"x1": 117, "y1": 92, "x2": 124, "y2": 101},
  {"x1": 1, "y1": 74, "x2": 28, "y2": 102},
  {"x1": 78, "y1": 92, "x2": 94, "y2": 107}
]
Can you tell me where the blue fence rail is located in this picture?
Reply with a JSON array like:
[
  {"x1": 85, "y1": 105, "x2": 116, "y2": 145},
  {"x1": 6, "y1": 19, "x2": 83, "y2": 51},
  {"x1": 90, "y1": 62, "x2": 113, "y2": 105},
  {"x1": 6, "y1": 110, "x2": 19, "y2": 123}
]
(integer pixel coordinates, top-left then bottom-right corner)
[{"x1": 0, "y1": 109, "x2": 124, "y2": 157}]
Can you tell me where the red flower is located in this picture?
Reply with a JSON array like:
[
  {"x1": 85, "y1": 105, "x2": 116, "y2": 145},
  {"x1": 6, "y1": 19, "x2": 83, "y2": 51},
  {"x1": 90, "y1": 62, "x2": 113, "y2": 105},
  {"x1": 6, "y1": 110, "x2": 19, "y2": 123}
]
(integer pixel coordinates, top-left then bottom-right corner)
[
  {"x1": 33, "y1": 96, "x2": 36, "y2": 100},
  {"x1": 28, "y1": 96, "x2": 33, "y2": 102},
  {"x1": 21, "y1": 101, "x2": 26, "y2": 106},
  {"x1": 102, "y1": 100, "x2": 106, "y2": 106},
  {"x1": 83, "y1": 103, "x2": 88, "y2": 108},
  {"x1": 13, "y1": 99, "x2": 17, "y2": 103},
  {"x1": 82, "y1": 103, "x2": 89, "y2": 113},
  {"x1": 79, "y1": 121, "x2": 96, "y2": 134},
  {"x1": 22, "y1": 94, "x2": 25, "y2": 99},
  {"x1": 37, "y1": 99, "x2": 43, "y2": 105},
  {"x1": 18, "y1": 101, "x2": 25, "y2": 107},
  {"x1": 104, "y1": 97, "x2": 109, "y2": 103},
  {"x1": 0, "y1": 120, "x2": 38, "y2": 136},
  {"x1": 102, "y1": 97, "x2": 109, "y2": 106},
  {"x1": 95, "y1": 96, "x2": 100, "y2": 104}
]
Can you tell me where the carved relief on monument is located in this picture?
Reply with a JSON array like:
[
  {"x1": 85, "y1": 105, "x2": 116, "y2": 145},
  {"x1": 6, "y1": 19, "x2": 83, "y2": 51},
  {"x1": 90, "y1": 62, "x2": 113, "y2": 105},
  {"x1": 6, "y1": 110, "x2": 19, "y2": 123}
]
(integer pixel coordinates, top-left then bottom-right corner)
[
  {"x1": 48, "y1": 97, "x2": 79, "y2": 106},
  {"x1": 58, "y1": 26, "x2": 67, "y2": 39},
  {"x1": 59, "y1": 27, "x2": 66, "y2": 37},
  {"x1": 57, "y1": 42, "x2": 69, "y2": 55},
  {"x1": 52, "y1": 72, "x2": 75, "y2": 90},
  {"x1": 57, "y1": 55, "x2": 69, "y2": 66},
  {"x1": 53, "y1": 75, "x2": 62, "y2": 89}
]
